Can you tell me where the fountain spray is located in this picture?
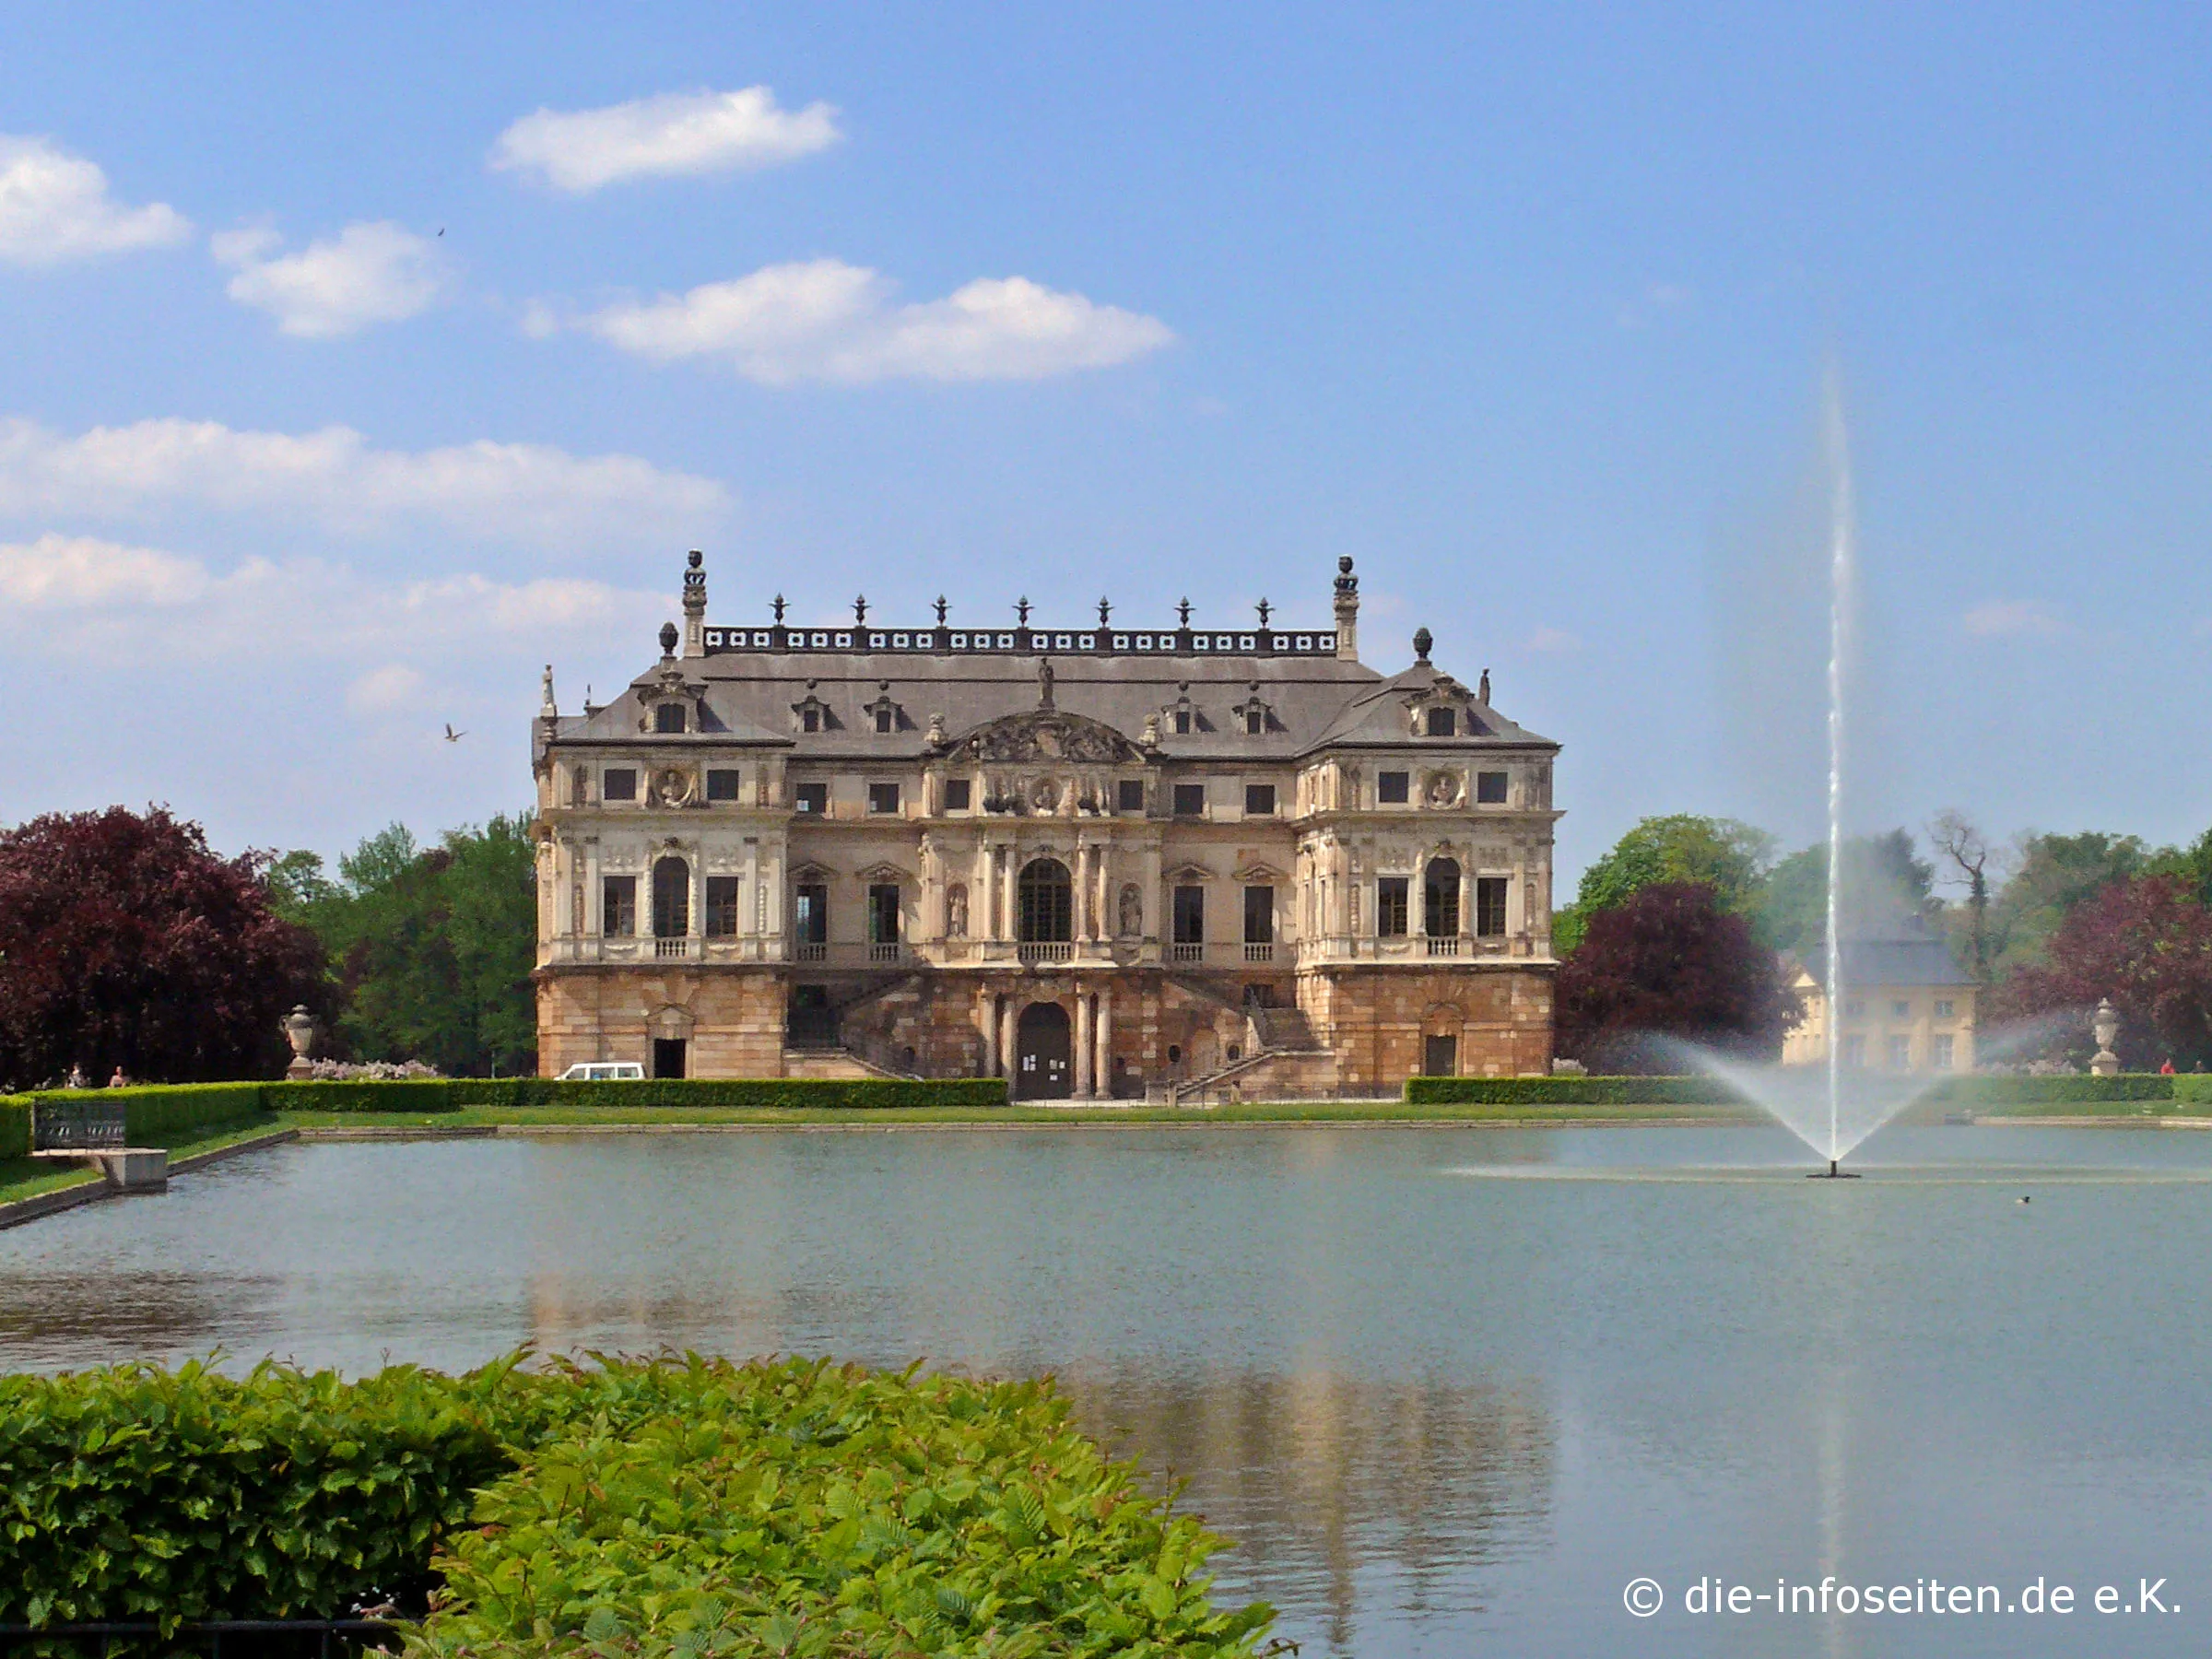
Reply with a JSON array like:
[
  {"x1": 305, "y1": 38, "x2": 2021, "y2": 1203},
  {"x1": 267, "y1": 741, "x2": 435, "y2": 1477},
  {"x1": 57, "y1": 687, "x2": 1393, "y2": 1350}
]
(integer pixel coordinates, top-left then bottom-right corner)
[{"x1": 1810, "y1": 365, "x2": 1860, "y2": 1181}]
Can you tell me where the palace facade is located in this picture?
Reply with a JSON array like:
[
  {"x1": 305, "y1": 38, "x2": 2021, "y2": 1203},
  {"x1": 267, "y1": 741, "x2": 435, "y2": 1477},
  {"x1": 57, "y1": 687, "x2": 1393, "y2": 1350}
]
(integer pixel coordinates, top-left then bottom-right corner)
[{"x1": 531, "y1": 553, "x2": 1562, "y2": 1097}]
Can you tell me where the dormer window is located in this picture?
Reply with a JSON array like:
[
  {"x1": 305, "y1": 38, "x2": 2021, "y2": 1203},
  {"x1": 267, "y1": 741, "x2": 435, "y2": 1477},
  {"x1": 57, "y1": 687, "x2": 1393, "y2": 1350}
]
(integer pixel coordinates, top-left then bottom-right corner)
[
  {"x1": 1426, "y1": 707, "x2": 1456, "y2": 737},
  {"x1": 803, "y1": 706, "x2": 821, "y2": 733},
  {"x1": 875, "y1": 706, "x2": 893, "y2": 734},
  {"x1": 861, "y1": 682, "x2": 905, "y2": 735},
  {"x1": 655, "y1": 702, "x2": 688, "y2": 734},
  {"x1": 1245, "y1": 710, "x2": 1264, "y2": 735},
  {"x1": 793, "y1": 681, "x2": 836, "y2": 735},
  {"x1": 1230, "y1": 686, "x2": 1277, "y2": 737},
  {"x1": 1174, "y1": 708, "x2": 1192, "y2": 735}
]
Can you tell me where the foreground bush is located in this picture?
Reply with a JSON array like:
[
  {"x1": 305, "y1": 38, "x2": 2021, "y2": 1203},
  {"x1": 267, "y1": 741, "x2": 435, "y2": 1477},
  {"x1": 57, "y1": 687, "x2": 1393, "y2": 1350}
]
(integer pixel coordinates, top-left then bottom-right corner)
[{"x1": 0, "y1": 1355, "x2": 1273, "y2": 1657}]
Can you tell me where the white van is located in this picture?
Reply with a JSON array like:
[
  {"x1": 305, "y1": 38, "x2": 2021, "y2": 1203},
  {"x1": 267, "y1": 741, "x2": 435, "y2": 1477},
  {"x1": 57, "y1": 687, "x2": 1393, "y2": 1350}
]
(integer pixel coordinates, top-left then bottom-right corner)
[{"x1": 557, "y1": 1061, "x2": 646, "y2": 1081}]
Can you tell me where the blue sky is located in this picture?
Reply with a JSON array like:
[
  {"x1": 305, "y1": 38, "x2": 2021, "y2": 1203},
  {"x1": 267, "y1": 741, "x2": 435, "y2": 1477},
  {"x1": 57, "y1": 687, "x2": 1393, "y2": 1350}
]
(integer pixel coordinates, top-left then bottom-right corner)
[{"x1": 3, "y1": 3, "x2": 2207, "y2": 888}]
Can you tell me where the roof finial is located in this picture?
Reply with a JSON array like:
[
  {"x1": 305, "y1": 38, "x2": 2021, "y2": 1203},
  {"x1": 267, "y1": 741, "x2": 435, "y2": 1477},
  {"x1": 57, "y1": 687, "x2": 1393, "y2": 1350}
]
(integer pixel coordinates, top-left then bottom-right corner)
[
  {"x1": 1478, "y1": 666, "x2": 1491, "y2": 703},
  {"x1": 772, "y1": 594, "x2": 787, "y2": 623},
  {"x1": 1098, "y1": 595, "x2": 1112, "y2": 626},
  {"x1": 1177, "y1": 596, "x2": 1192, "y2": 627},
  {"x1": 540, "y1": 664, "x2": 557, "y2": 718},
  {"x1": 1016, "y1": 595, "x2": 1031, "y2": 626},
  {"x1": 1256, "y1": 596, "x2": 1271, "y2": 627},
  {"x1": 853, "y1": 594, "x2": 868, "y2": 624},
  {"x1": 935, "y1": 595, "x2": 948, "y2": 624},
  {"x1": 1412, "y1": 627, "x2": 1432, "y2": 664},
  {"x1": 659, "y1": 620, "x2": 679, "y2": 657}
]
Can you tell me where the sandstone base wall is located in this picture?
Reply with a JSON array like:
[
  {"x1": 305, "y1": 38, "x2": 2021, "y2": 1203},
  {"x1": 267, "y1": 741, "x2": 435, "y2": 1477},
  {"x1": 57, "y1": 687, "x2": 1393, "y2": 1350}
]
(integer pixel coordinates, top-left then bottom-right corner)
[
  {"x1": 1297, "y1": 965, "x2": 1553, "y2": 1088},
  {"x1": 536, "y1": 968, "x2": 787, "y2": 1078}
]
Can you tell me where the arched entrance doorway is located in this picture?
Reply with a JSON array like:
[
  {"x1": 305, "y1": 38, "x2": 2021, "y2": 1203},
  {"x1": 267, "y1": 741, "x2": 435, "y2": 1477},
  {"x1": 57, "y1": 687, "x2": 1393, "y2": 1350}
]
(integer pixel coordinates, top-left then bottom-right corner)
[{"x1": 1015, "y1": 1001, "x2": 1072, "y2": 1100}]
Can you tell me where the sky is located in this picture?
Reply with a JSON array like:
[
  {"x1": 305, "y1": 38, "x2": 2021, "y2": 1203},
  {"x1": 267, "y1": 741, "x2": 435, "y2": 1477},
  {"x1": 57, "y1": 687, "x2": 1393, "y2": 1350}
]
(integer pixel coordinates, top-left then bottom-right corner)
[{"x1": 3, "y1": 3, "x2": 2208, "y2": 890}]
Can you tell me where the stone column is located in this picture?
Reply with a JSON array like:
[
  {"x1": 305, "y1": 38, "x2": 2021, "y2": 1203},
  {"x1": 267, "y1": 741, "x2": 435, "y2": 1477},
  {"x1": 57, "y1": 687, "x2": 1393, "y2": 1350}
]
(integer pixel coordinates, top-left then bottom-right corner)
[
  {"x1": 1096, "y1": 985, "x2": 1114, "y2": 1098},
  {"x1": 584, "y1": 837, "x2": 602, "y2": 939},
  {"x1": 1002, "y1": 845, "x2": 1018, "y2": 943},
  {"x1": 980, "y1": 990, "x2": 998, "y2": 1077},
  {"x1": 1075, "y1": 992, "x2": 1095, "y2": 1098},
  {"x1": 689, "y1": 849, "x2": 706, "y2": 945},
  {"x1": 1075, "y1": 842, "x2": 1093, "y2": 943},
  {"x1": 999, "y1": 996, "x2": 1018, "y2": 1083}
]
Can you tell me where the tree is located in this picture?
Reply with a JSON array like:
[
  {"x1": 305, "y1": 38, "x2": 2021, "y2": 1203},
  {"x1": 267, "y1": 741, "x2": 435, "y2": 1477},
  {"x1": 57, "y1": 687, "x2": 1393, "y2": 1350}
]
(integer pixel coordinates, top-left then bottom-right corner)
[
  {"x1": 277, "y1": 817, "x2": 537, "y2": 1076},
  {"x1": 1554, "y1": 882, "x2": 1804, "y2": 1072},
  {"x1": 1985, "y1": 830, "x2": 2151, "y2": 976},
  {"x1": 1927, "y1": 808, "x2": 1999, "y2": 981},
  {"x1": 1759, "y1": 830, "x2": 1937, "y2": 955},
  {"x1": 0, "y1": 806, "x2": 326, "y2": 1088},
  {"x1": 1554, "y1": 815, "x2": 1775, "y2": 953},
  {"x1": 1988, "y1": 874, "x2": 2212, "y2": 1070}
]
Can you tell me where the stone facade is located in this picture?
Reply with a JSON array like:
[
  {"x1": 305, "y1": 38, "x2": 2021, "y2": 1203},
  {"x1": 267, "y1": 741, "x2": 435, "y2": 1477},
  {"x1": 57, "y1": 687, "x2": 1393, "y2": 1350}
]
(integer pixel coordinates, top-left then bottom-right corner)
[{"x1": 532, "y1": 553, "x2": 1563, "y2": 1095}]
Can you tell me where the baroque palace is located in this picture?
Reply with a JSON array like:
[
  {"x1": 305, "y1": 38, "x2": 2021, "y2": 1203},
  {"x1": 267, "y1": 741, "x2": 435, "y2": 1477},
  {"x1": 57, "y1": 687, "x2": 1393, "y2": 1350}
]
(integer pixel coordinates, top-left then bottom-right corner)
[{"x1": 532, "y1": 553, "x2": 1562, "y2": 1097}]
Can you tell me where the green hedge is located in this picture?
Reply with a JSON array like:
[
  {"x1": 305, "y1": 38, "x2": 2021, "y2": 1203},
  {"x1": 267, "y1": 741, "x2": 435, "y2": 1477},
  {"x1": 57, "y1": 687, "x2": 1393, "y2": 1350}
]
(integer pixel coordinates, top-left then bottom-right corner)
[
  {"x1": 261, "y1": 1079, "x2": 460, "y2": 1114},
  {"x1": 0, "y1": 1096, "x2": 29, "y2": 1161},
  {"x1": 1403, "y1": 1075, "x2": 1752, "y2": 1106},
  {"x1": 1924, "y1": 1074, "x2": 2173, "y2": 1104},
  {"x1": 0, "y1": 1355, "x2": 1272, "y2": 1656},
  {"x1": 2176, "y1": 1075, "x2": 2212, "y2": 1104},
  {"x1": 449, "y1": 1077, "x2": 1011, "y2": 1111},
  {"x1": 21, "y1": 1082, "x2": 269, "y2": 1146}
]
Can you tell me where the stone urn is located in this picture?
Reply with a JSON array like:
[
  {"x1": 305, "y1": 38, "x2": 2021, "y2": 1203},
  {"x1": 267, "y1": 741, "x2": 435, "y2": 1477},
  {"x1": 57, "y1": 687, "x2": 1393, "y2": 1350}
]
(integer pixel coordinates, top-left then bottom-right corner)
[
  {"x1": 282, "y1": 1005, "x2": 319, "y2": 1080},
  {"x1": 2090, "y1": 997, "x2": 2122, "y2": 1077}
]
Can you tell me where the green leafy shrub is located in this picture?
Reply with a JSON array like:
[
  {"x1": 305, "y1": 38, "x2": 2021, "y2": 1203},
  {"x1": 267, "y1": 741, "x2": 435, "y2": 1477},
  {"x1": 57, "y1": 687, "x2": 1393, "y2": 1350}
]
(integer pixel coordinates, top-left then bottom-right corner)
[
  {"x1": 1924, "y1": 1075, "x2": 2173, "y2": 1105},
  {"x1": 0, "y1": 1355, "x2": 547, "y2": 1629},
  {"x1": 1403, "y1": 1076, "x2": 1751, "y2": 1106},
  {"x1": 0, "y1": 1096, "x2": 29, "y2": 1160},
  {"x1": 262, "y1": 1079, "x2": 459, "y2": 1114},
  {"x1": 2174, "y1": 1074, "x2": 2212, "y2": 1105},
  {"x1": 413, "y1": 1357, "x2": 1273, "y2": 1659},
  {"x1": 433, "y1": 1078, "x2": 1012, "y2": 1111},
  {"x1": 0, "y1": 1355, "x2": 1270, "y2": 1657},
  {"x1": 22, "y1": 1082, "x2": 269, "y2": 1144}
]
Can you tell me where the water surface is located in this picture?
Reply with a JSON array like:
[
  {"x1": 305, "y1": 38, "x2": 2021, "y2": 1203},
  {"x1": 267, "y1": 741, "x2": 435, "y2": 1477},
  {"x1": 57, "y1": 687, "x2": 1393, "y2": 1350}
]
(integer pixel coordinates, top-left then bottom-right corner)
[{"x1": 4, "y1": 1124, "x2": 2206, "y2": 1657}]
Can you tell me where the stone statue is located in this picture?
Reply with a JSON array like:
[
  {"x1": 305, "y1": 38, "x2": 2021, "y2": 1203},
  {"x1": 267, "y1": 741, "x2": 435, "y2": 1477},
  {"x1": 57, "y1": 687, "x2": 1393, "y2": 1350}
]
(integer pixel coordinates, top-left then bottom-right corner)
[
  {"x1": 1038, "y1": 655, "x2": 1055, "y2": 710},
  {"x1": 1118, "y1": 883, "x2": 1143, "y2": 937},
  {"x1": 1140, "y1": 712, "x2": 1160, "y2": 747},
  {"x1": 281, "y1": 1006, "x2": 318, "y2": 1080},
  {"x1": 1478, "y1": 667, "x2": 1491, "y2": 703},
  {"x1": 926, "y1": 712, "x2": 947, "y2": 746},
  {"x1": 947, "y1": 882, "x2": 969, "y2": 937}
]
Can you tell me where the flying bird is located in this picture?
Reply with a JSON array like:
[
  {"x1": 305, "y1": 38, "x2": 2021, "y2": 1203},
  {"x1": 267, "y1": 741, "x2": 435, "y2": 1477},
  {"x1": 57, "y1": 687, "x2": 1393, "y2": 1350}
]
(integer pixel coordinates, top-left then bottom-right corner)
[{"x1": 443, "y1": 724, "x2": 466, "y2": 743}]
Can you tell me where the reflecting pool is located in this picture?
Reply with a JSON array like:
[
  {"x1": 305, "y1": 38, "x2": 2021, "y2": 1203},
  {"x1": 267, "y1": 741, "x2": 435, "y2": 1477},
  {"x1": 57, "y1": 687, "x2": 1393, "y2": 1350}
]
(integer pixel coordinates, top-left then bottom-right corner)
[{"x1": 4, "y1": 1124, "x2": 2208, "y2": 1657}]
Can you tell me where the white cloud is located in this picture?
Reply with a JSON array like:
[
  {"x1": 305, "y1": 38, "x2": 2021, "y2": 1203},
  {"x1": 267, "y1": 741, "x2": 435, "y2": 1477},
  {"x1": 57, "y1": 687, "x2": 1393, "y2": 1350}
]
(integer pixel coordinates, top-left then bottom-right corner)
[
  {"x1": 347, "y1": 663, "x2": 425, "y2": 714},
  {"x1": 0, "y1": 533, "x2": 210, "y2": 606},
  {"x1": 215, "y1": 220, "x2": 448, "y2": 337},
  {"x1": 0, "y1": 417, "x2": 729, "y2": 548},
  {"x1": 1963, "y1": 599, "x2": 2063, "y2": 638},
  {"x1": 490, "y1": 86, "x2": 841, "y2": 192},
  {"x1": 1524, "y1": 626, "x2": 1582, "y2": 653},
  {"x1": 581, "y1": 258, "x2": 1174, "y2": 383},
  {"x1": 0, "y1": 534, "x2": 669, "y2": 668},
  {"x1": 0, "y1": 135, "x2": 192, "y2": 267}
]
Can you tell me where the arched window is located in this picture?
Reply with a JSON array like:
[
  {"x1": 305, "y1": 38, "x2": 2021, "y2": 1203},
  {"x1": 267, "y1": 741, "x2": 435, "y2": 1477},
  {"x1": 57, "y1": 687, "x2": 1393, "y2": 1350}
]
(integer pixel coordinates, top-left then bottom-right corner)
[
  {"x1": 1424, "y1": 857, "x2": 1461, "y2": 937},
  {"x1": 1018, "y1": 857, "x2": 1073, "y2": 943},
  {"x1": 653, "y1": 855, "x2": 690, "y2": 937}
]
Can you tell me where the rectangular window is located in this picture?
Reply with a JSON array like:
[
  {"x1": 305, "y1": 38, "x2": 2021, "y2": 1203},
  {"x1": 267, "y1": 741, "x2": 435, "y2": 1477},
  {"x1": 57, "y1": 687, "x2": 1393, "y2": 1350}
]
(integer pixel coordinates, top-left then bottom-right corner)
[
  {"x1": 793, "y1": 883, "x2": 829, "y2": 944},
  {"x1": 1378, "y1": 771, "x2": 1410, "y2": 805},
  {"x1": 655, "y1": 703, "x2": 688, "y2": 734},
  {"x1": 943, "y1": 778, "x2": 972, "y2": 812},
  {"x1": 1475, "y1": 877, "x2": 1509, "y2": 936},
  {"x1": 801, "y1": 706, "x2": 821, "y2": 733},
  {"x1": 1173, "y1": 708, "x2": 1193, "y2": 735},
  {"x1": 706, "y1": 769, "x2": 741, "y2": 801},
  {"x1": 1245, "y1": 709, "x2": 1265, "y2": 735},
  {"x1": 1377, "y1": 877, "x2": 1409, "y2": 937},
  {"x1": 1173, "y1": 782, "x2": 1206, "y2": 817},
  {"x1": 794, "y1": 782, "x2": 828, "y2": 814},
  {"x1": 1888, "y1": 1034, "x2": 1912, "y2": 1069},
  {"x1": 1843, "y1": 1034, "x2": 1867, "y2": 1068},
  {"x1": 1843, "y1": 998, "x2": 1865, "y2": 1018},
  {"x1": 704, "y1": 876, "x2": 740, "y2": 936},
  {"x1": 1891, "y1": 999, "x2": 1911, "y2": 1019},
  {"x1": 1931, "y1": 1033, "x2": 1956, "y2": 1070},
  {"x1": 603, "y1": 768, "x2": 638, "y2": 803},
  {"x1": 1935, "y1": 999, "x2": 1955, "y2": 1019},
  {"x1": 1243, "y1": 886, "x2": 1274, "y2": 945},
  {"x1": 1426, "y1": 707, "x2": 1457, "y2": 736},
  {"x1": 1244, "y1": 783, "x2": 1277, "y2": 816},
  {"x1": 601, "y1": 876, "x2": 636, "y2": 935},
  {"x1": 867, "y1": 782, "x2": 901, "y2": 815},
  {"x1": 1172, "y1": 885, "x2": 1206, "y2": 945},
  {"x1": 1118, "y1": 778, "x2": 1146, "y2": 813},
  {"x1": 1476, "y1": 771, "x2": 1509, "y2": 804},
  {"x1": 874, "y1": 706, "x2": 893, "y2": 734},
  {"x1": 867, "y1": 883, "x2": 900, "y2": 944}
]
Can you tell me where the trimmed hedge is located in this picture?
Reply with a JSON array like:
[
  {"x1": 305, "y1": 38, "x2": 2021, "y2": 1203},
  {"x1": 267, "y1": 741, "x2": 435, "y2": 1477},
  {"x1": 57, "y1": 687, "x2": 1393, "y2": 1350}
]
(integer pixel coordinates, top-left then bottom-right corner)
[
  {"x1": 262, "y1": 1079, "x2": 459, "y2": 1114},
  {"x1": 22, "y1": 1082, "x2": 269, "y2": 1146},
  {"x1": 1404, "y1": 1075, "x2": 1752, "y2": 1106},
  {"x1": 0, "y1": 1096, "x2": 29, "y2": 1161},
  {"x1": 1924, "y1": 1074, "x2": 2173, "y2": 1104},
  {"x1": 0, "y1": 1355, "x2": 1272, "y2": 1656},
  {"x1": 2176, "y1": 1074, "x2": 2212, "y2": 1104}
]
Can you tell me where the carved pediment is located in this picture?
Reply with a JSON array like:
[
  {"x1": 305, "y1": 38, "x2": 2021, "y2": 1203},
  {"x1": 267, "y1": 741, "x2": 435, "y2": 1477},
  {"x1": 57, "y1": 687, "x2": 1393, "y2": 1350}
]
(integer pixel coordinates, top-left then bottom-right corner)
[
  {"x1": 855, "y1": 860, "x2": 913, "y2": 884},
  {"x1": 947, "y1": 710, "x2": 1143, "y2": 765},
  {"x1": 1233, "y1": 860, "x2": 1290, "y2": 884},
  {"x1": 788, "y1": 861, "x2": 836, "y2": 883}
]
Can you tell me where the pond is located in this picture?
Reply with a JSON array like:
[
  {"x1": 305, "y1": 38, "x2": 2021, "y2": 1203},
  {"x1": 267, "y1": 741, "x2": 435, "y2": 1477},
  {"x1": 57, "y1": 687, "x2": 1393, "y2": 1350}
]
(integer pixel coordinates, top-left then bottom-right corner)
[{"x1": 5, "y1": 1123, "x2": 2209, "y2": 1657}]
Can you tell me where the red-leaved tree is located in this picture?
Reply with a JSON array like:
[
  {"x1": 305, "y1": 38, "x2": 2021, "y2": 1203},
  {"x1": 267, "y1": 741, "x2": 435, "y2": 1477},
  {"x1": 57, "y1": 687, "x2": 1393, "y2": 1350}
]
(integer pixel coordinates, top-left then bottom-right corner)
[
  {"x1": 1988, "y1": 873, "x2": 2212, "y2": 1070},
  {"x1": 0, "y1": 806, "x2": 327, "y2": 1088},
  {"x1": 1556, "y1": 882, "x2": 1803, "y2": 1072}
]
